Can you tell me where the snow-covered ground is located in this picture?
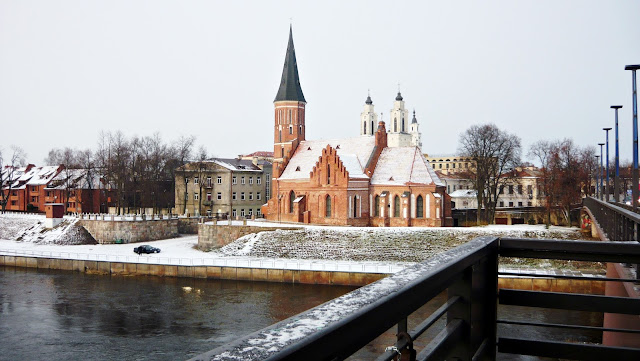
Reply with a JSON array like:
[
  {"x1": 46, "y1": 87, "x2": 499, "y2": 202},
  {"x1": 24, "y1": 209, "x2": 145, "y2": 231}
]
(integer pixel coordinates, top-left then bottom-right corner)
[{"x1": 0, "y1": 213, "x2": 596, "y2": 274}]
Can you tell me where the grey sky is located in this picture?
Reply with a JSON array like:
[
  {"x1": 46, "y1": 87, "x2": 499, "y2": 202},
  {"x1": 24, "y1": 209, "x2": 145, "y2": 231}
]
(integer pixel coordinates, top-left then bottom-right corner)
[{"x1": 1, "y1": 1, "x2": 639, "y2": 165}]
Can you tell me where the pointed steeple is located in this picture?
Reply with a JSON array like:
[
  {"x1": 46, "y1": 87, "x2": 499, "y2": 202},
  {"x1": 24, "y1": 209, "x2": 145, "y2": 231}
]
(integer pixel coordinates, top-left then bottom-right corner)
[
  {"x1": 274, "y1": 26, "x2": 306, "y2": 102},
  {"x1": 412, "y1": 110, "x2": 417, "y2": 124}
]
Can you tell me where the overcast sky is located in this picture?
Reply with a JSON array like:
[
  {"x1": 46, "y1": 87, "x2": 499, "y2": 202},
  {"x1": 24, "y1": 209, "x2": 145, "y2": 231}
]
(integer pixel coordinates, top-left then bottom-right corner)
[{"x1": 1, "y1": 1, "x2": 639, "y2": 165}]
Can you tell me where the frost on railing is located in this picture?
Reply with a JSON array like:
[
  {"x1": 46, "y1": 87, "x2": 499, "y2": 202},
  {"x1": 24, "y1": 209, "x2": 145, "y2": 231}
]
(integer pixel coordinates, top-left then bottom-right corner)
[{"x1": 0, "y1": 248, "x2": 405, "y2": 274}]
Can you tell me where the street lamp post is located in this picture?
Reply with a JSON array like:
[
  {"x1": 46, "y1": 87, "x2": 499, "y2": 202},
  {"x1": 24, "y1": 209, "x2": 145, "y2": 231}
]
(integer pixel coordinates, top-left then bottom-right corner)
[
  {"x1": 595, "y1": 155, "x2": 601, "y2": 199},
  {"x1": 611, "y1": 105, "x2": 623, "y2": 203},
  {"x1": 598, "y1": 143, "x2": 605, "y2": 201},
  {"x1": 604, "y1": 128, "x2": 612, "y2": 202},
  {"x1": 625, "y1": 64, "x2": 639, "y2": 211}
]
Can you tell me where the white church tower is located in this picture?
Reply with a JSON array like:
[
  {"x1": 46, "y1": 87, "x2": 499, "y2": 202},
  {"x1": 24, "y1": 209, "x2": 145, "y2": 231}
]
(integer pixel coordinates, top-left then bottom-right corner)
[
  {"x1": 360, "y1": 93, "x2": 378, "y2": 136},
  {"x1": 387, "y1": 91, "x2": 412, "y2": 147},
  {"x1": 410, "y1": 110, "x2": 422, "y2": 149}
]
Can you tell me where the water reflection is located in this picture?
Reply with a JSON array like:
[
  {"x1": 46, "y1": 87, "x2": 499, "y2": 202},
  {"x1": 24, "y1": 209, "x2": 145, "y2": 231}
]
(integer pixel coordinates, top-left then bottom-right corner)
[{"x1": 0, "y1": 266, "x2": 356, "y2": 361}]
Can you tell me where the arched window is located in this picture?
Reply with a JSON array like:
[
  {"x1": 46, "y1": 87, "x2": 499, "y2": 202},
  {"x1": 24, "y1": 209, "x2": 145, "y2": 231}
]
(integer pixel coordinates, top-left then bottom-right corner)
[
  {"x1": 394, "y1": 195, "x2": 400, "y2": 217},
  {"x1": 371, "y1": 120, "x2": 374, "y2": 134},
  {"x1": 279, "y1": 130, "x2": 282, "y2": 142},
  {"x1": 289, "y1": 190, "x2": 295, "y2": 213},
  {"x1": 327, "y1": 164, "x2": 331, "y2": 184},
  {"x1": 325, "y1": 195, "x2": 332, "y2": 217},
  {"x1": 374, "y1": 195, "x2": 380, "y2": 216},
  {"x1": 363, "y1": 122, "x2": 366, "y2": 134},
  {"x1": 402, "y1": 118, "x2": 405, "y2": 132},
  {"x1": 394, "y1": 118, "x2": 397, "y2": 132},
  {"x1": 353, "y1": 195, "x2": 358, "y2": 218},
  {"x1": 416, "y1": 195, "x2": 424, "y2": 218}
]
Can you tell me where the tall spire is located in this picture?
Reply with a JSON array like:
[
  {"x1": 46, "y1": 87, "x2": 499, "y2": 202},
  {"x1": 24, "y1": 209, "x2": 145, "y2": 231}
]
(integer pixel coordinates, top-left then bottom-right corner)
[{"x1": 274, "y1": 26, "x2": 306, "y2": 102}]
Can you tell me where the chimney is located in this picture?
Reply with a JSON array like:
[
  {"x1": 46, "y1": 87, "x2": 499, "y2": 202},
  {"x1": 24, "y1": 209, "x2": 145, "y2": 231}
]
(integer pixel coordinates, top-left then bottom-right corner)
[{"x1": 375, "y1": 121, "x2": 387, "y2": 149}]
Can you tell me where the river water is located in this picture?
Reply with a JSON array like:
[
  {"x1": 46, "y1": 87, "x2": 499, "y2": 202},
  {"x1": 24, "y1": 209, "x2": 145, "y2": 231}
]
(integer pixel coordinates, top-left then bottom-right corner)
[{"x1": 0, "y1": 267, "x2": 602, "y2": 361}]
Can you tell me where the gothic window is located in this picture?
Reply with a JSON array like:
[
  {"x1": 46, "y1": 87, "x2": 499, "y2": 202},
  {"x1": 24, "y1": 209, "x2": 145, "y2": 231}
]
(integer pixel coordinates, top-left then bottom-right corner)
[
  {"x1": 371, "y1": 120, "x2": 374, "y2": 134},
  {"x1": 402, "y1": 118, "x2": 405, "y2": 132},
  {"x1": 289, "y1": 126, "x2": 293, "y2": 134},
  {"x1": 289, "y1": 190, "x2": 295, "y2": 213},
  {"x1": 375, "y1": 195, "x2": 380, "y2": 217},
  {"x1": 279, "y1": 130, "x2": 282, "y2": 142},
  {"x1": 394, "y1": 195, "x2": 400, "y2": 217},
  {"x1": 325, "y1": 195, "x2": 332, "y2": 217},
  {"x1": 417, "y1": 195, "x2": 424, "y2": 218},
  {"x1": 281, "y1": 147, "x2": 284, "y2": 158},
  {"x1": 327, "y1": 164, "x2": 331, "y2": 184},
  {"x1": 353, "y1": 195, "x2": 358, "y2": 218},
  {"x1": 394, "y1": 118, "x2": 397, "y2": 132},
  {"x1": 363, "y1": 122, "x2": 366, "y2": 134}
]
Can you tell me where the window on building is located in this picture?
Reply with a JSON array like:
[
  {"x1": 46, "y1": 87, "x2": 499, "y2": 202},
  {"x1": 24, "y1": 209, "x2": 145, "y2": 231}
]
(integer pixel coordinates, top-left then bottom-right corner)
[
  {"x1": 394, "y1": 196, "x2": 400, "y2": 217},
  {"x1": 499, "y1": 186, "x2": 504, "y2": 194},
  {"x1": 232, "y1": 176, "x2": 237, "y2": 184},
  {"x1": 241, "y1": 176, "x2": 245, "y2": 185},
  {"x1": 240, "y1": 209, "x2": 245, "y2": 217},
  {"x1": 232, "y1": 192, "x2": 237, "y2": 200},
  {"x1": 194, "y1": 193, "x2": 199, "y2": 200},
  {"x1": 217, "y1": 176, "x2": 222, "y2": 184},
  {"x1": 375, "y1": 195, "x2": 380, "y2": 217},
  {"x1": 327, "y1": 164, "x2": 331, "y2": 184},
  {"x1": 249, "y1": 177, "x2": 253, "y2": 185},
  {"x1": 353, "y1": 196, "x2": 358, "y2": 218},
  {"x1": 325, "y1": 195, "x2": 331, "y2": 217},
  {"x1": 446, "y1": 164, "x2": 449, "y2": 169},
  {"x1": 248, "y1": 209, "x2": 253, "y2": 216},
  {"x1": 509, "y1": 185, "x2": 514, "y2": 194},
  {"x1": 232, "y1": 209, "x2": 237, "y2": 218},
  {"x1": 217, "y1": 192, "x2": 222, "y2": 200},
  {"x1": 257, "y1": 176, "x2": 261, "y2": 185},
  {"x1": 289, "y1": 126, "x2": 293, "y2": 134},
  {"x1": 439, "y1": 164, "x2": 442, "y2": 169},
  {"x1": 509, "y1": 201, "x2": 514, "y2": 207},
  {"x1": 517, "y1": 185, "x2": 523, "y2": 194},
  {"x1": 499, "y1": 201, "x2": 504, "y2": 207},
  {"x1": 185, "y1": 177, "x2": 189, "y2": 184},
  {"x1": 194, "y1": 177, "x2": 199, "y2": 184},
  {"x1": 207, "y1": 177, "x2": 212, "y2": 187},
  {"x1": 527, "y1": 185, "x2": 533, "y2": 195},
  {"x1": 452, "y1": 163, "x2": 456, "y2": 169},
  {"x1": 518, "y1": 202, "x2": 523, "y2": 207},
  {"x1": 257, "y1": 209, "x2": 262, "y2": 217},
  {"x1": 207, "y1": 193, "x2": 212, "y2": 201},
  {"x1": 266, "y1": 179, "x2": 270, "y2": 199},
  {"x1": 241, "y1": 192, "x2": 245, "y2": 200},
  {"x1": 249, "y1": 192, "x2": 253, "y2": 200},
  {"x1": 417, "y1": 195, "x2": 424, "y2": 218},
  {"x1": 447, "y1": 185, "x2": 451, "y2": 193},
  {"x1": 289, "y1": 190, "x2": 295, "y2": 213},
  {"x1": 207, "y1": 209, "x2": 212, "y2": 217},
  {"x1": 527, "y1": 201, "x2": 532, "y2": 207}
]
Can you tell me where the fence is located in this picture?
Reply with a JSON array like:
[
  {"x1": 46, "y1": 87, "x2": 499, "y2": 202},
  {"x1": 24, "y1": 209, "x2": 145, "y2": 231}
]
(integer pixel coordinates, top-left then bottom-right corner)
[{"x1": 190, "y1": 236, "x2": 640, "y2": 361}]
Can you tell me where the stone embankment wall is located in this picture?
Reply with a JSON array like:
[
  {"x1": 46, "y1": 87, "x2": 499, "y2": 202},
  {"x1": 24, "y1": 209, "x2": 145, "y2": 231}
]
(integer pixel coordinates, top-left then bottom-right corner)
[
  {"x1": 0, "y1": 255, "x2": 384, "y2": 286},
  {"x1": 79, "y1": 219, "x2": 178, "y2": 244},
  {"x1": 197, "y1": 223, "x2": 301, "y2": 250},
  {"x1": 177, "y1": 218, "x2": 200, "y2": 234}
]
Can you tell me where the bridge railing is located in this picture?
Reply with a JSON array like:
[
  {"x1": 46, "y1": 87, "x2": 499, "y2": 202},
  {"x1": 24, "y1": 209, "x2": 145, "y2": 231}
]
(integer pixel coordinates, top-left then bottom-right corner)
[
  {"x1": 583, "y1": 196, "x2": 640, "y2": 279},
  {"x1": 191, "y1": 237, "x2": 640, "y2": 361}
]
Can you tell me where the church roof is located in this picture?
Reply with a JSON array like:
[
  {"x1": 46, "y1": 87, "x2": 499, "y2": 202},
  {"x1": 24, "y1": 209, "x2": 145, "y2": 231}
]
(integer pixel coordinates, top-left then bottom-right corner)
[
  {"x1": 274, "y1": 26, "x2": 306, "y2": 103},
  {"x1": 371, "y1": 147, "x2": 444, "y2": 186},
  {"x1": 279, "y1": 137, "x2": 376, "y2": 180}
]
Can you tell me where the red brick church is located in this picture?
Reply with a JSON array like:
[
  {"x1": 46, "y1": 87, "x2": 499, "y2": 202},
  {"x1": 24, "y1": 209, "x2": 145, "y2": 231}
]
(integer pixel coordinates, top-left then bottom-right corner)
[{"x1": 262, "y1": 27, "x2": 452, "y2": 227}]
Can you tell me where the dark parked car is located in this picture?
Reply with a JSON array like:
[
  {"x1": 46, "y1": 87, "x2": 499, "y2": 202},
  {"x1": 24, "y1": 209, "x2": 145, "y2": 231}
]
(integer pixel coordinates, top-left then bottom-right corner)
[{"x1": 134, "y1": 245, "x2": 161, "y2": 255}]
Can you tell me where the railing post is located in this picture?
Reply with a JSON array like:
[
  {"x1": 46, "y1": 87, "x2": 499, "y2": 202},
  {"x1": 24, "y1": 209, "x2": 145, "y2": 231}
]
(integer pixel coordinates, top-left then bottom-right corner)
[{"x1": 447, "y1": 267, "x2": 472, "y2": 360}]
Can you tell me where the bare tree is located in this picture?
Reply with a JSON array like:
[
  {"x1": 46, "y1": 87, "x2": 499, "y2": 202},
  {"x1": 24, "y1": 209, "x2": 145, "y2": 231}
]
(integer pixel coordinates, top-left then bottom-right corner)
[
  {"x1": 169, "y1": 135, "x2": 195, "y2": 214},
  {"x1": 458, "y1": 124, "x2": 522, "y2": 224},
  {"x1": 530, "y1": 139, "x2": 595, "y2": 225},
  {"x1": 0, "y1": 146, "x2": 27, "y2": 213}
]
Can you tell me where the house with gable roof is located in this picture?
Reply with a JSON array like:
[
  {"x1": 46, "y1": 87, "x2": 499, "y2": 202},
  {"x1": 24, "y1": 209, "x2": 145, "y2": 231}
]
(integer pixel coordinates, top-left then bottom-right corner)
[{"x1": 261, "y1": 27, "x2": 452, "y2": 227}]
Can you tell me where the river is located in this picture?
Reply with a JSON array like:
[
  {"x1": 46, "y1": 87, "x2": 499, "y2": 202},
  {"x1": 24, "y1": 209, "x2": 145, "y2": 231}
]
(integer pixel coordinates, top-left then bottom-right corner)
[{"x1": 0, "y1": 267, "x2": 602, "y2": 361}]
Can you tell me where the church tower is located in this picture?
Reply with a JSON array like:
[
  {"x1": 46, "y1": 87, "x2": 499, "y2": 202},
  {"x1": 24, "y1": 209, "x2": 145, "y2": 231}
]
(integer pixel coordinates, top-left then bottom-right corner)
[
  {"x1": 387, "y1": 92, "x2": 411, "y2": 147},
  {"x1": 410, "y1": 110, "x2": 422, "y2": 149},
  {"x1": 360, "y1": 93, "x2": 378, "y2": 136},
  {"x1": 273, "y1": 26, "x2": 306, "y2": 179}
]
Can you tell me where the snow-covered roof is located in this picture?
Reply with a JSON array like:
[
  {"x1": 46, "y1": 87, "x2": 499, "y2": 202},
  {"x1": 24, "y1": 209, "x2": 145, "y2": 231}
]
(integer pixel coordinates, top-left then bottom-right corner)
[
  {"x1": 25, "y1": 166, "x2": 61, "y2": 186},
  {"x1": 280, "y1": 137, "x2": 376, "y2": 180},
  {"x1": 371, "y1": 147, "x2": 444, "y2": 187},
  {"x1": 449, "y1": 189, "x2": 477, "y2": 198},
  {"x1": 47, "y1": 169, "x2": 103, "y2": 190},
  {"x1": 210, "y1": 158, "x2": 262, "y2": 172}
]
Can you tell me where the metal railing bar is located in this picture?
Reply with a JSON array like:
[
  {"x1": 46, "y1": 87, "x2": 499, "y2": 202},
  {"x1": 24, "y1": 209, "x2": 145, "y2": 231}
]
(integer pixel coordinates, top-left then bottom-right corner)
[
  {"x1": 471, "y1": 338, "x2": 490, "y2": 361},
  {"x1": 499, "y1": 238, "x2": 640, "y2": 263},
  {"x1": 498, "y1": 337, "x2": 640, "y2": 361},
  {"x1": 498, "y1": 272, "x2": 631, "y2": 283},
  {"x1": 586, "y1": 196, "x2": 640, "y2": 224},
  {"x1": 375, "y1": 296, "x2": 461, "y2": 361},
  {"x1": 416, "y1": 319, "x2": 464, "y2": 361},
  {"x1": 499, "y1": 289, "x2": 640, "y2": 315},
  {"x1": 497, "y1": 319, "x2": 640, "y2": 334}
]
